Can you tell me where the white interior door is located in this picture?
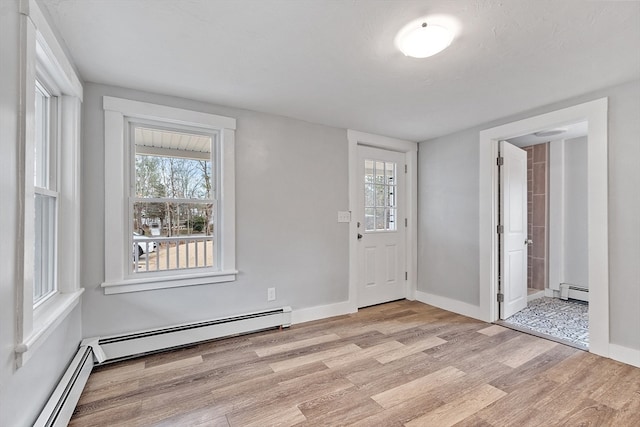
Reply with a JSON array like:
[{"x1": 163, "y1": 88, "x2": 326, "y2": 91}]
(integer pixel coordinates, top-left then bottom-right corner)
[
  {"x1": 357, "y1": 145, "x2": 406, "y2": 308},
  {"x1": 500, "y1": 140, "x2": 528, "y2": 319}
]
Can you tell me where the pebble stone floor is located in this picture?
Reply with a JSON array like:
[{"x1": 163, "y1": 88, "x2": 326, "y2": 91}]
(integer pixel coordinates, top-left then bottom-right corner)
[{"x1": 502, "y1": 297, "x2": 589, "y2": 349}]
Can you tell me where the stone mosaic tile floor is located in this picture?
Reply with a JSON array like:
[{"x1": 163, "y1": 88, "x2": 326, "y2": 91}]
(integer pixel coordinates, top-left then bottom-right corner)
[{"x1": 502, "y1": 297, "x2": 589, "y2": 349}]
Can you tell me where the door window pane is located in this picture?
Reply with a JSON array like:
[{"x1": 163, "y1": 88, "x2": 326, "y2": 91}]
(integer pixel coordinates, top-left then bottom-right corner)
[{"x1": 363, "y1": 159, "x2": 398, "y2": 232}]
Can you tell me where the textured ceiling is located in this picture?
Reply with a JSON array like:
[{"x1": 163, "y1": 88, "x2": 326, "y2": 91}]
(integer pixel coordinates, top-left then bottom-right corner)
[{"x1": 41, "y1": 0, "x2": 640, "y2": 141}]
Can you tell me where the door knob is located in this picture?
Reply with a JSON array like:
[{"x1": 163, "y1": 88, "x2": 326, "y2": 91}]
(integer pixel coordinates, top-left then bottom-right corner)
[
  {"x1": 526, "y1": 239, "x2": 533, "y2": 245},
  {"x1": 357, "y1": 233, "x2": 363, "y2": 240}
]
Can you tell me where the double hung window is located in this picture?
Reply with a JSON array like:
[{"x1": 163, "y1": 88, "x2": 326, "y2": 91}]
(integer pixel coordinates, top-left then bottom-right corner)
[
  {"x1": 131, "y1": 123, "x2": 218, "y2": 273},
  {"x1": 102, "y1": 97, "x2": 237, "y2": 294},
  {"x1": 16, "y1": 0, "x2": 84, "y2": 367},
  {"x1": 33, "y1": 81, "x2": 58, "y2": 306}
]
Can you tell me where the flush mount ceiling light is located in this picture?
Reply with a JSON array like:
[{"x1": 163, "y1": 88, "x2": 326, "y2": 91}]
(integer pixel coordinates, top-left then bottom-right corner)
[
  {"x1": 534, "y1": 128, "x2": 567, "y2": 137},
  {"x1": 396, "y1": 21, "x2": 454, "y2": 58}
]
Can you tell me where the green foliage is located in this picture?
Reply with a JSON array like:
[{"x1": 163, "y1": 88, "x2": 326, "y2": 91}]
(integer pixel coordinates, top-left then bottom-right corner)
[{"x1": 192, "y1": 215, "x2": 207, "y2": 232}]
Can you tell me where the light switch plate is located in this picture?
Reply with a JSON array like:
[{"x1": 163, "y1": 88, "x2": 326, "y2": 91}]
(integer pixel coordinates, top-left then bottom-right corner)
[{"x1": 337, "y1": 211, "x2": 351, "y2": 223}]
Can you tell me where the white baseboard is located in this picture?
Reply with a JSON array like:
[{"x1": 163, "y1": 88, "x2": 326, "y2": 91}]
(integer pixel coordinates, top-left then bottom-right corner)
[
  {"x1": 291, "y1": 301, "x2": 355, "y2": 325},
  {"x1": 609, "y1": 343, "x2": 640, "y2": 368},
  {"x1": 415, "y1": 291, "x2": 484, "y2": 321}
]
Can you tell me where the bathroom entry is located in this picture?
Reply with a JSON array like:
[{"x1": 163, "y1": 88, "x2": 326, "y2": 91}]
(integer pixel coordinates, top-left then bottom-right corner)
[
  {"x1": 506, "y1": 122, "x2": 589, "y2": 300},
  {"x1": 499, "y1": 123, "x2": 590, "y2": 348}
]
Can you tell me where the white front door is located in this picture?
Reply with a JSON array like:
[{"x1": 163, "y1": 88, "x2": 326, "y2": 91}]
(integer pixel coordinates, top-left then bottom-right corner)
[
  {"x1": 357, "y1": 145, "x2": 406, "y2": 308},
  {"x1": 500, "y1": 140, "x2": 528, "y2": 319}
]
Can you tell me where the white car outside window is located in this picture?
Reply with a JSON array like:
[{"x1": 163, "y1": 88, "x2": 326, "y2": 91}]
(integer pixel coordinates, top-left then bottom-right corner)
[{"x1": 133, "y1": 232, "x2": 156, "y2": 257}]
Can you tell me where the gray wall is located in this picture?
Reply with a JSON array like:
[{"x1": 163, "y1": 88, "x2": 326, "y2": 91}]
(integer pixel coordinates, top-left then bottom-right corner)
[
  {"x1": 418, "y1": 79, "x2": 640, "y2": 350},
  {"x1": 81, "y1": 83, "x2": 349, "y2": 337},
  {"x1": 0, "y1": 2, "x2": 83, "y2": 425},
  {"x1": 418, "y1": 130, "x2": 480, "y2": 305},
  {"x1": 563, "y1": 136, "x2": 588, "y2": 289}
]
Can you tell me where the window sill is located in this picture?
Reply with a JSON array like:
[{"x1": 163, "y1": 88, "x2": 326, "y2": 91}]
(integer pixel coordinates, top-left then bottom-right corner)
[
  {"x1": 101, "y1": 270, "x2": 238, "y2": 294},
  {"x1": 15, "y1": 289, "x2": 84, "y2": 367}
]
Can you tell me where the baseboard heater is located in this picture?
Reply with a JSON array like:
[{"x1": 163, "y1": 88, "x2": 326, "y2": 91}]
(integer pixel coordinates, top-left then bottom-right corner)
[
  {"x1": 34, "y1": 307, "x2": 292, "y2": 425},
  {"x1": 33, "y1": 346, "x2": 94, "y2": 427},
  {"x1": 90, "y1": 306, "x2": 292, "y2": 364},
  {"x1": 559, "y1": 283, "x2": 588, "y2": 301}
]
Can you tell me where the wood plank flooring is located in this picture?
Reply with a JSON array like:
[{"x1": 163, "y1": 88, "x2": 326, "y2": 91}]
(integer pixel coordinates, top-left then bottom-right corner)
[{"x1": 70, "y1": 300, "x2": 640, "y2": 426}]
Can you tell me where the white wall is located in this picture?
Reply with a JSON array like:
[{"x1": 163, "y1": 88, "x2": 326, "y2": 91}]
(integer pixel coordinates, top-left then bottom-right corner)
[
  {"x1": 563, "y1": 136, "x2": 589, "y2": 288},
  {"x1": 0, "y1": 2, "x2": 83, "y2": 425},
  {"x1": 418, "y1": 79, "x2": 640, "y2": 351},
  {"x1": 81, "y1": 83, "x2": 350, "y2": 337},
  {"x1": 548, "y1": 136, "x2": 589, "y2": 291}
]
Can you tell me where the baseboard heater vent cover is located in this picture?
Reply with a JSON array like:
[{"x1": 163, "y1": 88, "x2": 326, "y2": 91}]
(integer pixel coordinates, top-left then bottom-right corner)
[
  {"x1": 559, "y1": 283, "x2": 588, "y2": 301},
  {"x1": 33, "y1": 346, "x2": 94, "y2": 427},
  {"x1": 92, "y1": 306, "x2": 292, "y2": 363}
]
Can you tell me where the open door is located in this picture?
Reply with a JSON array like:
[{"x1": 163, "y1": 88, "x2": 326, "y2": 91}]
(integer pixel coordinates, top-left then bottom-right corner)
[{"x1": 499, "y1": 140, "x2": 528, "y2": 319}]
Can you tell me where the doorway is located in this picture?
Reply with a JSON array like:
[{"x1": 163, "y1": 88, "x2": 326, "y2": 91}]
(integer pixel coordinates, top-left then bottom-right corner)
[
  {"x1": 347, "y1": 130, "x2": 418, "y2": 311},
  {"x1": 498, "y1": 127, "x2": 590, "y2": 349},
  {"x1": 478, "y1": 98, "x2": 610, "y2": 357},
  {"x1": 356, "y1": 145, "x2": 406, "y2": 307}
]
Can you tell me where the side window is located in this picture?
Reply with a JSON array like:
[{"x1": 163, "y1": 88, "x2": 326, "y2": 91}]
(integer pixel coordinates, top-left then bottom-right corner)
[
  {"x1": 33, "y1": 81, "x2": 58, "y2": 306},
  {"x1": 16, "y1": 0, "x2": 83, "y2": 367}
]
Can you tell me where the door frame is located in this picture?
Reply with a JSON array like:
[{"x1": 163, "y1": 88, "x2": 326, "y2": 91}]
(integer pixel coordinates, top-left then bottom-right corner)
[
  {"x1": 478, "y1": 98, "x2": 609, "y2": 357},
  {"x1": 347, "y1": 130, "x2": 418, "y2": 312}
]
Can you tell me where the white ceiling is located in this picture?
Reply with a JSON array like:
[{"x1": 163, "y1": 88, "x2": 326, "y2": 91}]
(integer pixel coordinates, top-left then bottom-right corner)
[{"x1": 41, "y1": 0, "x2": 640, "y2": 142}]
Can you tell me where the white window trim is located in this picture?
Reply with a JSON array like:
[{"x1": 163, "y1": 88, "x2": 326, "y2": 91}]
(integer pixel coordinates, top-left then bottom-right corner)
[
  {"x1": 16, "y1": 0, "x2": 83, "y2": 368},
  {"x1": 102, "y1": 96, "x2": 237, "y2": 294}
]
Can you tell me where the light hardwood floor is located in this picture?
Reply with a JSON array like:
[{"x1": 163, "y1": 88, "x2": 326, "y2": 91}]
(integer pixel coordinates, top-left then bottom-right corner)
[{"x1": 70, "y1": 300, "x2": 640, "y2": 426}]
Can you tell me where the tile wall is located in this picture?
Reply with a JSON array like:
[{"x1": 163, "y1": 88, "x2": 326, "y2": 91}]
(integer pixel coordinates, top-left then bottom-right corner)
[{"x1": 524, "y1": 143, "x2": 548, "y2": 290}]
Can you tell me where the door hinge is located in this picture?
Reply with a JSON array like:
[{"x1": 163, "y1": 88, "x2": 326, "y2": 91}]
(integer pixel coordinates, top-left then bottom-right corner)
[
  {"x1": 405, "y1": 272, "x2": 408, "y2": 280},
  {"x1": 404, "y1": 164, "x2": 407, "y2": 173},
  {"x1": 497, "y1": 293, "x2": 504, "y2": 303},
  {"x1": 497, "y1": 156, "x2": 504, "y2": 166},
  {"x1": 404, "y1": 218, "x2": 408, "y2": 227},
  {"x1": 497, "y1": 224, "x2": 504, "y2": 234}
]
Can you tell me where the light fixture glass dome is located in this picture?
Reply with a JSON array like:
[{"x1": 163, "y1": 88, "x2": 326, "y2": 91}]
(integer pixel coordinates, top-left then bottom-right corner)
[{"x1": 398, "y1": 22, "x2": 454, "y2": 58}]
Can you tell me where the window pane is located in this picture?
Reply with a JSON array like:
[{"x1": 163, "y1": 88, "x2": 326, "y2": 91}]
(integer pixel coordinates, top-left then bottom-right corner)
[
  {"x1": 387, "y1": 208, "x2": 397, "y2": 231},
  {"x1": 34, "y1": 85, "x2": 49, "y2": 188},
  {"x1": 385, "y1": 162, "x2": 395, "y2": 185},
  {"x1": 135, "y1": 127, "x2": 213, "y2": 200},
  {"x1": 375, "y1": 184, "x2": 385, "y2": 207},
  {"x1": 133, "y1": 201, "x2": 215, "y2": 273},
  {"x1": 375, "y1": 207, "x2": 385, "y2": 230},
  {"x1": 363, "y1": 158, "x2": 398, "y2": 232},
  {"x1": 132, "y1": 125, "x2": 218, "y2": 275},
  {"x1": 375, "y1": 161, "x2": 385, "y2": 184},
  {"x1": 386, "y1": 185, "x2": 396, "y2": 208},
  {"x1": 364, "y1": 160, "x2": 374, "y2": 184},
  {"x1": 364, "y1": 183, "x2": 375, "y2": 207},
  {"x1": 34, "y1": 193, "x2": 56, "y2": 304},
  {"x1": 364, "y1": 207, "x2": 375, "y2": 231}
]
